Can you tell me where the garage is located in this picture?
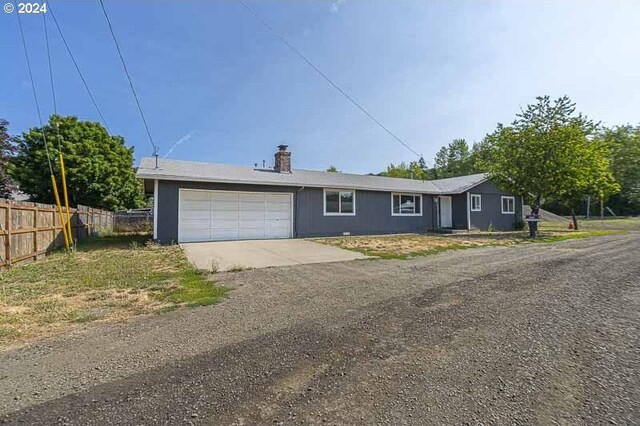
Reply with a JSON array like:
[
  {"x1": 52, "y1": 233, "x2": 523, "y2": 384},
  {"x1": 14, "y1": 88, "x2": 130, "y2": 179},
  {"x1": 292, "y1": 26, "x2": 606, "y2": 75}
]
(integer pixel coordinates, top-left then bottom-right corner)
[{"x1": 178, "y1": 189, "x2": 293, "y2": 243}]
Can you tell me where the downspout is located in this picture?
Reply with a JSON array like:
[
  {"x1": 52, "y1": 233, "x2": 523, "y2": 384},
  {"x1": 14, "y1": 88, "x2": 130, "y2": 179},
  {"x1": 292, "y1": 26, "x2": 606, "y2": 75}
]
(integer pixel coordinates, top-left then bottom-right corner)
[{"x1": 295, "y1": 186, "x2": 305, "y2": 238}]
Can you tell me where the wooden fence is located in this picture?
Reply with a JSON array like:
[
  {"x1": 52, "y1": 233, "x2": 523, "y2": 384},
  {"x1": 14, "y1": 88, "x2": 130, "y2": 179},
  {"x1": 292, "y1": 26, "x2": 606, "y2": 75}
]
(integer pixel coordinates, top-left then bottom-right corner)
[
  {"x1": 0, "y1": 199, "x2": 114, "y2": 268},
  {"x1": 114, "y1": 209, "x2": 152, "y2": 234}
]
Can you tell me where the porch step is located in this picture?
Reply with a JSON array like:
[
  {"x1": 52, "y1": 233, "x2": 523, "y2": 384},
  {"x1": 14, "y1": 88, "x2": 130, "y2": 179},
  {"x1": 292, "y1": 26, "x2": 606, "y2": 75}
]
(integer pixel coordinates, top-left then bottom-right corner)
[{"x1": 432, "y1": 228, "x2": 469, "y2": 235}]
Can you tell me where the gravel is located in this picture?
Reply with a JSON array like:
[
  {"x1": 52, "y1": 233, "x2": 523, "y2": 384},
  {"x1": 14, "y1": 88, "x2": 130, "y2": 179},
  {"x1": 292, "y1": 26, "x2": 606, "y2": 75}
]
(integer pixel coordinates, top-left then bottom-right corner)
[{"x1": 1, "y1": 233, "x2": 639, "y2": 424}]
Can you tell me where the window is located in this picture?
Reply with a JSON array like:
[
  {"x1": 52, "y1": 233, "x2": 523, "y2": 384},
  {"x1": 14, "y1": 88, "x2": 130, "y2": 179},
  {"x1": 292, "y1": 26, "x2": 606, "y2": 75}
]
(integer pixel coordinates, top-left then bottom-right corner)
[
  {"x1": 501, "y1": 196, "x2": 515, "y2": 214},
  {"x1": 470, "y1": 194, "x2": 481, "y2": 211},
  {"x1": 392, "y1": 193, "x2": 422, "y2": 216},
  {"x1": 324, "y1": 189, "x2": 356, "y2": 215}
]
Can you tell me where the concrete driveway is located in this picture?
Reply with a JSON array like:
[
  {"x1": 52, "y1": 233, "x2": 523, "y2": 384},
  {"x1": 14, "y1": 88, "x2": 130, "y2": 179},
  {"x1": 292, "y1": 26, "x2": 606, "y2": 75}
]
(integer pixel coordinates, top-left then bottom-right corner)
[{"x1": 181, "y1": 238, "x2": 369, "y2": 271}]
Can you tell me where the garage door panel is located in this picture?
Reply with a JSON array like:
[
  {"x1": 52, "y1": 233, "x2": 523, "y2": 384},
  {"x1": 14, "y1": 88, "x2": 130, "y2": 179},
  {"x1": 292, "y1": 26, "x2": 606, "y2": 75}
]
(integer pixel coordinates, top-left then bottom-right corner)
[
  {"x1": 239, "y1": 219, "x2": 266, "y2": 229},
  {"x1": 240, "y1": 210, "x2": 265, "y2": 220},
  {"x1": 212, "y1": 219, "x2": 239, "y2": 228},
  {"x1": 239, "y1": 229, "x2": 265, "y2": 239},
  {"x1": 266, "y1": 222, "x2": 289, "y2": 231},
  {"x1": 211, "y1": 192, "x2": 239, "y2": 202},
  {"x1": 240, "y1": 193, "x2": 265, "y2": 202},
  {"x1": 179, "y1": 190, "x2": 291, "y2": 242},
  {"x1": 211, "y1": 201, "x2": 240, "y2": 211},
  {"x1": 265, "y1": 229, "x2": 289, "y2": 238},
  {"x1": 211, "y1": 229, "x2": 240, "y2": 240},
  {"x1": 181, "y1": 191, "x2": 210, "y2": 201},
  {"x1": 239, "y1": 202, "x2": 265, "y2": 211},
  {"x1": 181, "y1": 200, "x2": 210, "y2": 210},
  {"x1": 181, "y1": 209, "x2": 210, "y2": 220},
  {"x1": 265, "y1": 210, "x2": 290, "y2": 220},
  {"x1": 266, "y1": 193, "x2": 289, "y2": 202},
  {"x1": 211, "y1": 210, "x2": 238, "y2": 221}
]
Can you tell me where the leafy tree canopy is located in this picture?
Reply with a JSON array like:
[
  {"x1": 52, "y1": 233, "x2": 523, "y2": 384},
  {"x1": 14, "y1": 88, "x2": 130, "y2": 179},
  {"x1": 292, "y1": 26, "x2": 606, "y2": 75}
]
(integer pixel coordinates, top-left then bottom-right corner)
[
  {"x1": 433, "y1": 139, "x2": 480, "y2": 178},
  {"x1": 0, "y1": 119, "x2": 16, "y2": 198},
  {"x1": 479, "y1": 96, "x2": 619, "y2": 228},
  {"x1": 326, "y1": 165, "x2": 339, "y2": 172},
  {"x1": 10, "y1": 115, "x2": 145, "y2": 210},
  {"x1": 599, "y1": 125, "x2": 640, "y2": 214},
  {"x1": 379, "y1": 159, "x2": 434, "y2": 180}
]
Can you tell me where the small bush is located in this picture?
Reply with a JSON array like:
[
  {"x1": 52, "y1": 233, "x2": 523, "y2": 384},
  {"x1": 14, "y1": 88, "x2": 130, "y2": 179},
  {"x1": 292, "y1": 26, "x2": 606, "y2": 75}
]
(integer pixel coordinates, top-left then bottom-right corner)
[
  {"x1": 487, "y1": 221, "x2": 494, "y2": 232},
  {"x1": 514, "y1": 218, "x2": 526, "y2": 231}
]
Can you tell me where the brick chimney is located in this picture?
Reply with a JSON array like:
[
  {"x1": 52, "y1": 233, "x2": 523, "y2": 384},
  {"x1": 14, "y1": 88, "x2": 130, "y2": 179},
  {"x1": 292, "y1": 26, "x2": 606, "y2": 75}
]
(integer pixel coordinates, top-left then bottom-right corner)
[{"x1": 274, "y1": 144, "x2": 291, "y2": 173}]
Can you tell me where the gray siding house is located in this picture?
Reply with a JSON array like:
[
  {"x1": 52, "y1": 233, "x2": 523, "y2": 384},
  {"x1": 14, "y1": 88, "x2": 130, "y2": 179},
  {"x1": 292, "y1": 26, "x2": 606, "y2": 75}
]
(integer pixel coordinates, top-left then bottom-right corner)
[{"x1": 137, "y1": 146, "x2": 523, "y2": 244}]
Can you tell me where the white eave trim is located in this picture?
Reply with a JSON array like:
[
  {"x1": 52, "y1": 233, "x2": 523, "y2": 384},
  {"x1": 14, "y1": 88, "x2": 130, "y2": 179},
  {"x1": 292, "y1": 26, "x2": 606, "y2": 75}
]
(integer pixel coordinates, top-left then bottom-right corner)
[
  {"x1": 136, "y1": 173, "x2": 436, "y2": 194},
  {"x1": 136, "y1": 172, "x2": 489, "y2": 195}
]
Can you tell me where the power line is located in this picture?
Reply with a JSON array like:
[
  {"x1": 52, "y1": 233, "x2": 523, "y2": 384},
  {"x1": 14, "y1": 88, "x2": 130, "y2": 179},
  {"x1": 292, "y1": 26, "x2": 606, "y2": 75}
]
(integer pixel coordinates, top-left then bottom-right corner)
[
  {"x1": 43, "y1": 11, "x2": 57, "y2": 116},
  {"x1": 97, "y1": 0, "x2": 158, "y2": 155},
  {"x1": 236, "y1": 0, "x2": 423, "y2": 160},
  {"x1": 43, "y1": 10, "x2": 65, "y2": 152},
  {"x1": 16, "y1": 11, "x2": 54, "y2": 175},
  {"x1": 48, "y1": 2, "x2": 112, "y2": 135}
]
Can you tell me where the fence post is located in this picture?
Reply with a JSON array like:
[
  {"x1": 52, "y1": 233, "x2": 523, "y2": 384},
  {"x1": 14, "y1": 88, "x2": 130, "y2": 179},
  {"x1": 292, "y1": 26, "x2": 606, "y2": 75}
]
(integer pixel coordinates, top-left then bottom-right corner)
[
  {"x1": 6, "y1": 202, "x2": 11, "y2": 267},
  {"x1": 33, "y1": 204, "x2": 38, "y2": 260}
]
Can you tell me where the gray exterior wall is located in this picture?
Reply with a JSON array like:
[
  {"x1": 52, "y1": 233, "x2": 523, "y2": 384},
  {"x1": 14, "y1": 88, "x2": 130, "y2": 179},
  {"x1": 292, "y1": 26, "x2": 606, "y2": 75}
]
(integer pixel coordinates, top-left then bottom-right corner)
[
  {"x1": 296, "y1": 188, "x2": 434, "y2": 238},
  {"x1": 451, "y1": 193, "x2": 468, "y2": 229},
  {"x1": 155, "y1": 180, "x2": 435, "y2": 243},
  {"x1": 155, "y1": 180, "x2": 298, "y2": 244},
  {"x1": 153, "y1": 179, "x2": 522, "y2": 242},
  {"x1": 467, "y1": 181, "x2": 523, "y2": 231}
]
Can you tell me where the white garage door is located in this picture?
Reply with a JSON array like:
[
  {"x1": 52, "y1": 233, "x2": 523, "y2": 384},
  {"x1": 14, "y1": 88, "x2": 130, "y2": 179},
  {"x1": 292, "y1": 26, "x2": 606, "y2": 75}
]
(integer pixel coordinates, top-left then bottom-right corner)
[{"x1": 178, "y1": 190, "x2": 293, "y2": 243}]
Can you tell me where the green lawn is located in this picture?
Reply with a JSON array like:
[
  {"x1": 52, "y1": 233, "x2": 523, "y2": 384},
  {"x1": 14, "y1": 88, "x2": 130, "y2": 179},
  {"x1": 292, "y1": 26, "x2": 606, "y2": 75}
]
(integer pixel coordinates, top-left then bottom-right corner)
[{"x1": 0, "y1": 236, "x2": 227, "y2": 347}]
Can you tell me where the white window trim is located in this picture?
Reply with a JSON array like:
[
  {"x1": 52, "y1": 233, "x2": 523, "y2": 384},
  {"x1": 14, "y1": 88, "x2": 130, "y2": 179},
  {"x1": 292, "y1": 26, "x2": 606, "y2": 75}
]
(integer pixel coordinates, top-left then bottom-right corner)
[
  {"x1": 501, "y1": 196, "x2": 515, "y2": 214},
  {"x1": 323, "y1": 188, "x2": 356, "y2": 216},
  {"x1": 470, "y1": 194, "x2": 482, "y2": 212},
  {"x1": 391, "y1": 193, "x2": 423, "y2": 216}
]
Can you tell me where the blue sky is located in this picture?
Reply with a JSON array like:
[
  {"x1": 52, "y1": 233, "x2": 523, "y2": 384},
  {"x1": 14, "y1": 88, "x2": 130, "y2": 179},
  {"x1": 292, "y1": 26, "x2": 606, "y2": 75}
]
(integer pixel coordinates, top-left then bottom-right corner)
[{"x1": 2, "y1": 0, "x2": 640, "y2": 174}]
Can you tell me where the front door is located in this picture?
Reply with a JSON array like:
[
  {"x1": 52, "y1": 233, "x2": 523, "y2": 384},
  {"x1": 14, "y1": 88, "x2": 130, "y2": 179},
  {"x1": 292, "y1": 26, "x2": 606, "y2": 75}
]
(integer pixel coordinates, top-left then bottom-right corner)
[{"x1": 439, "y1": 196, "x2": 452, "y2": 228}]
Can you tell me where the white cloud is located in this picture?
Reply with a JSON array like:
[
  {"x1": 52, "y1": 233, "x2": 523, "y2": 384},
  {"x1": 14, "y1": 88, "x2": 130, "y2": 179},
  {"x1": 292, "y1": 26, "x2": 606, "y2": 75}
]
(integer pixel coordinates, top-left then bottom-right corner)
[
  {"x1": 330, "y1": 0, "x2": 346, "y2": 14},
  {"x1": 163, "y1": 130, "x2": 195, "y2": 158}
]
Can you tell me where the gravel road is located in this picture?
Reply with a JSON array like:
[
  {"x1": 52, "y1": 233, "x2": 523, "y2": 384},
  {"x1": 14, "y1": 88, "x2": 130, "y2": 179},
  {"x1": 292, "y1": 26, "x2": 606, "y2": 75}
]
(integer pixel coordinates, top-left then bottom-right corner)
[{"x1": 1, "y1": 233, "x2": 639, "y2": 425}]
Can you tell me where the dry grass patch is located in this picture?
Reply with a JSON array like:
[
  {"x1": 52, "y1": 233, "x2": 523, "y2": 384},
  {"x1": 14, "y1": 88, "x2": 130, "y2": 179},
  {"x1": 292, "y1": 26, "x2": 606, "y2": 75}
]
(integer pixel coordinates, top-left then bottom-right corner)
[
  {"x1": 316, "y1": 223, "x2": 624, "y2": 259},
  {"x1": 0, "y1": 235, "x2": 227, "y2": 348},
  {"x1": 316, "y1": 233, "x2": 517, "y2": 259}
]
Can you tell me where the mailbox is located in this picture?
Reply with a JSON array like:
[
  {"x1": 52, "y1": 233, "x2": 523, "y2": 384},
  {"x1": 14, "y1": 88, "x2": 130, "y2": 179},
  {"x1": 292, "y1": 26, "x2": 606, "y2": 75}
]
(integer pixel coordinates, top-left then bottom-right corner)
[{"x1": 526, "y1": 207, "x2": 542, "y2": 238}]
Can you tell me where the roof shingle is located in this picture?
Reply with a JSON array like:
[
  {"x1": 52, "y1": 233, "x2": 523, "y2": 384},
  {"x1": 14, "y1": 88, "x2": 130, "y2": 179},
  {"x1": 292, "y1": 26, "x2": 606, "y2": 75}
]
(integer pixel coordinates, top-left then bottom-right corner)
[{"x1": 136, "y1": 157, "x2": 487, "y2": 194}]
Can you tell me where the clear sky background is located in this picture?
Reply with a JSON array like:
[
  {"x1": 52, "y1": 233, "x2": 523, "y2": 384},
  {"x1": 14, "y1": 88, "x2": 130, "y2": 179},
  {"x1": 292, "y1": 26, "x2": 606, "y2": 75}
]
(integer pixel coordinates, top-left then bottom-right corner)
[{"x1": 2, "y1": 0, "x2": 639, "y2": 174}]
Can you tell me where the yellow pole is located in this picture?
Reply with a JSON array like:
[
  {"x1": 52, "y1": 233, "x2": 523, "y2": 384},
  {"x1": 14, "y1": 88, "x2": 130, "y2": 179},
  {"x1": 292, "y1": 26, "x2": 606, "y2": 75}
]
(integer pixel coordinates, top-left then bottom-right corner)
[
  {"x1": 59, "y1": 154, "x2": 73, "y2": 251},
  {"x1": 51, "y1": 174, "x2": 70, "y2": 252}
]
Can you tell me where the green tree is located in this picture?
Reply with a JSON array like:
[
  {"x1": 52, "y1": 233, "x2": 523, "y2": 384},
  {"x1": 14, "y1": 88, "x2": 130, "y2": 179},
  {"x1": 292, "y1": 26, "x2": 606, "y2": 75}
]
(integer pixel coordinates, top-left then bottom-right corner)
[
  {"x1": 0, "y1": 119, "x2": 16, "y2": 198},
  {"x1": 379, "y1": 160, "x2": 434, "y2": 180},
  {"x1": 433, "y1": 139, "x2": 475, "y2": 178},
  {"x1": 480, "y1": 96, "x2": 618, "y2": 230},
  {"x1": 470, "y1": 140, "x2": 491, "y2": 173},
  {"x1": 599, "y1": 125, "x2": 640, "y2": 215},
  {"x1": 326, "y1": 165, "x2": 339, "y2": 172},
  {"x1": 10, "y1": 115, "x2": 145, "y2": 210}
]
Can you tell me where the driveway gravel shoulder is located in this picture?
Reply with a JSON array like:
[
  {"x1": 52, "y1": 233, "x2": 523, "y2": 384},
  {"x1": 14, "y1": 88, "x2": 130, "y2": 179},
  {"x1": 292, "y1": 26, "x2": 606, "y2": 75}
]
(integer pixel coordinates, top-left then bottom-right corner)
[{"x1": 1, "y1": 233, "x2": 638, "y2": 424}]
